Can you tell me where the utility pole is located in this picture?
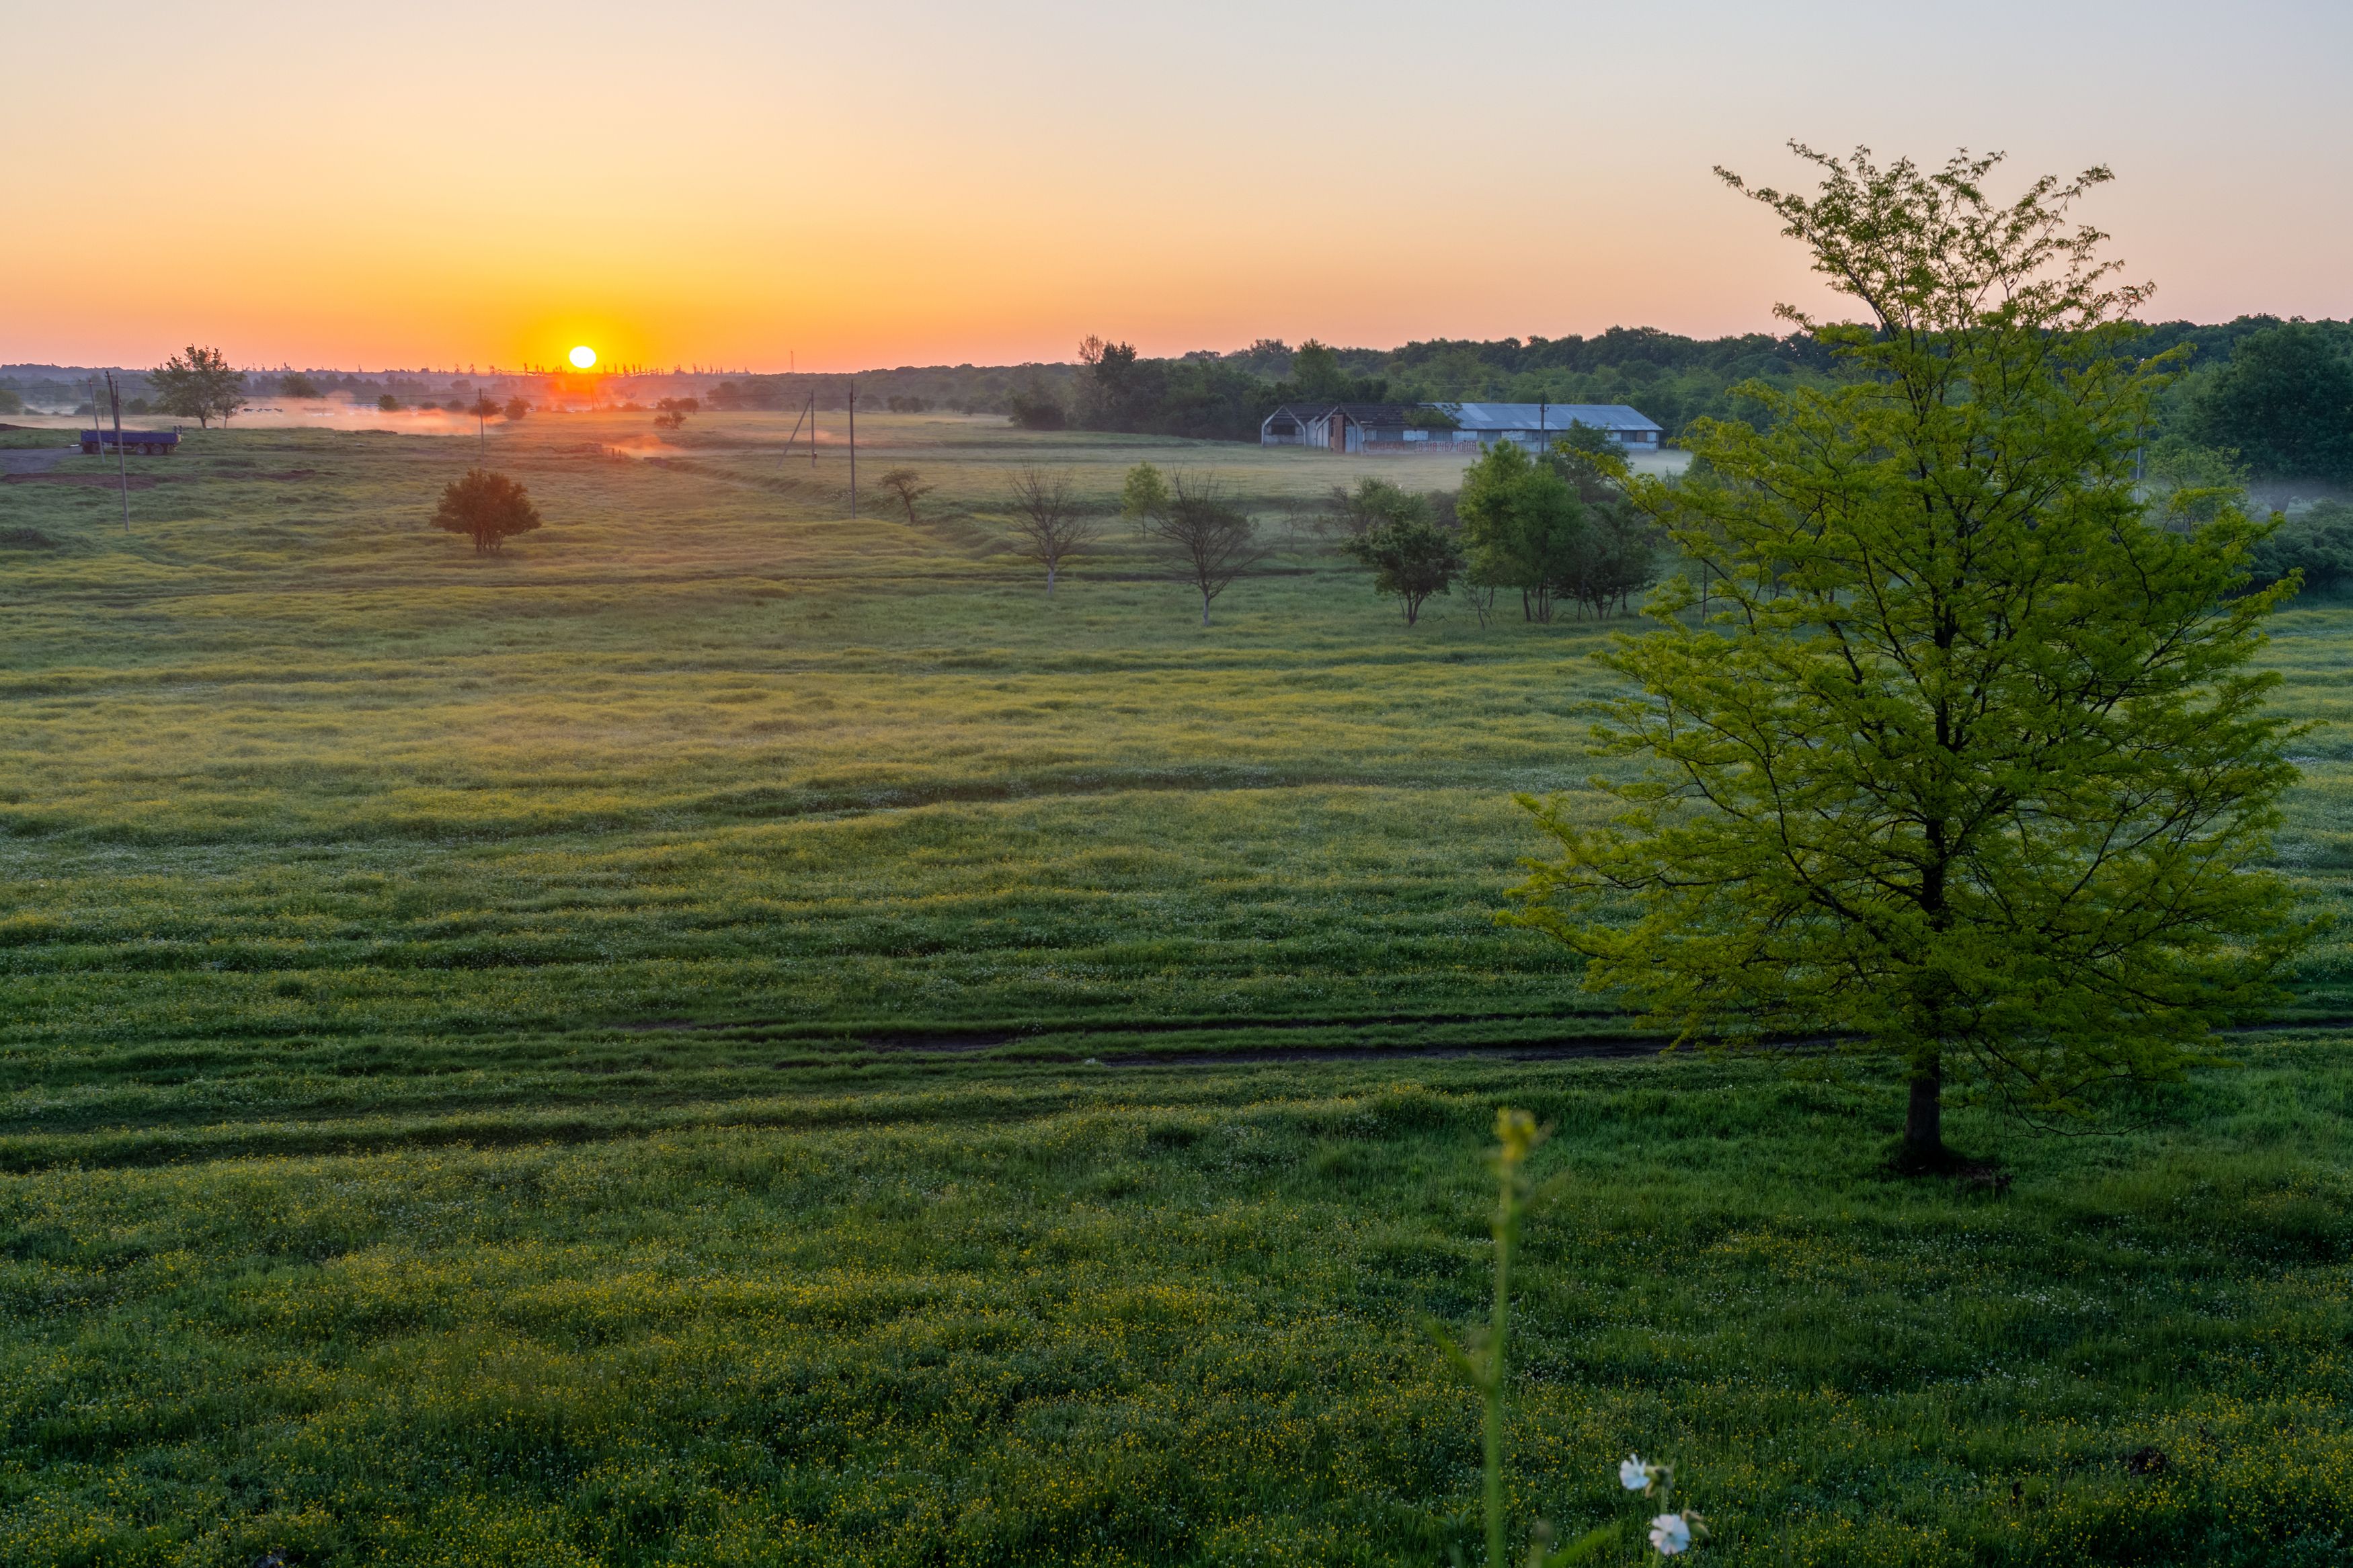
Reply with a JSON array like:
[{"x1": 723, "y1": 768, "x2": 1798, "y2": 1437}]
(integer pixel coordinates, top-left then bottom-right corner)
[
  {"x1": 846, "y1": 381, "x2": 857, "y2": 518},
  {"x1": 105, "y1": 370, "x2": 130, "y2": 532}
]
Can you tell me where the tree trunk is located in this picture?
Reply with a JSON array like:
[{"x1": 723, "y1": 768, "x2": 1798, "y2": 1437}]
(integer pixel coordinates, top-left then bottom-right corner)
[
  {"x1": 1046, "y1": 563, "x2": 1056, "y2": 596},
  {"x1": 1903, "y1": 1057, "x2": 1944, "y2": 1167},
  {"x1": 1200, "y1": 589, "x2": 1211, "y2": 628}
]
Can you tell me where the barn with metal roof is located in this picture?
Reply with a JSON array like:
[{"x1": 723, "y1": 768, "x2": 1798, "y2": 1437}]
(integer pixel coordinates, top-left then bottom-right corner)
[{"x1": 1438, "y1": 403, "x2": 1663, "y2": 450}]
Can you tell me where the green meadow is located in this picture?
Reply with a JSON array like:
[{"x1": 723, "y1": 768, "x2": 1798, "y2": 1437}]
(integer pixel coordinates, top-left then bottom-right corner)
[{"x1": 2, "y1": 411, "x2": 2350, "y2": 1565}]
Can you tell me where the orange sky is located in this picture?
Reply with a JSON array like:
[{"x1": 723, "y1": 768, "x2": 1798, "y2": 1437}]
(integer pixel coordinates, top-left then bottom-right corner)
[{"x1": 9, "y1": 1, "x2": 2350, "y2": 371}]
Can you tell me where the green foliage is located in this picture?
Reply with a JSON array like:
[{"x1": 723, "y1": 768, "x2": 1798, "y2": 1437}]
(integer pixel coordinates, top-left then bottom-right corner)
[
  {"x1": 1461, "y1": 441, "x2": 1589, "y2": 622},
  {"x1": 430, "y1": 466, "x2": 543, "y2": 554},
  {"x1": 2251, "y1": 501, "x2": 2353, "y2": 593},
  {"x1": 2189, "y1": 323, "x2": 2353, "y2": 481},
  {"x1": 1006, "y1": 372, "x2": 1066, "y2": 430},
  {"x1": 1343, "y1": 514, "x2": 1464, "y2": 626},
  {"x1": 147, "y1": 343, "x2": 247, "y2": 427},
  {"x1": 1513, "y1": 147, "x2": 2313, "y2": 1161},
  {"x1": 376, "y1": 393, "x2": 399, "y2": 412},
  {"x1": 279, "y1": 372, "x2": 323, "y2": 399},
  {"x1": 1324, "y1": 474, "x2": 1431, "y2": 537},
  {"x1": 1119, "y1": 460, "x2": 1170, "y2": 523}
]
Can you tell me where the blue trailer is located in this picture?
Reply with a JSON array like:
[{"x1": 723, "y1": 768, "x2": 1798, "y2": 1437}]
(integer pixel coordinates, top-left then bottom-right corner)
[{"x1": 81, "y1": 429, "x2": 181, "y2": 456}]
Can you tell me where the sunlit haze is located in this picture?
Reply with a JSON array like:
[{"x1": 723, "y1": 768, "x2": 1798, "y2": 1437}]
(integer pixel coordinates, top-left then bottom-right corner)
[{"x1": 9, "y1": 0, "x2": 2350, "y2": 370}]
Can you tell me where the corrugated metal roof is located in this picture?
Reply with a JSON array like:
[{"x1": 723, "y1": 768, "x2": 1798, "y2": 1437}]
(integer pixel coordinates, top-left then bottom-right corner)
[
  {"x1": 1439, "y1": 402, "x2": 1661, "y2": 434},
  {"x1": 1262, "y1": 403, "x2": 1419, "y2": 423}
]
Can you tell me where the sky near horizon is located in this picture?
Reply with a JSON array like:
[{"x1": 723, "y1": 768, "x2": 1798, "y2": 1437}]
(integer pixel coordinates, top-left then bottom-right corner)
[{"x1": 8, "y1": 1, "x2": 2350, "y2": 373}]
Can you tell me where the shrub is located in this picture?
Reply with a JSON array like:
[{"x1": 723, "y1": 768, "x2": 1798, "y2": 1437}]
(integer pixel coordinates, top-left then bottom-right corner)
[
  {"x1": 430, "y1": 468, "x2": 543, "y2": 555},
  {"x1": 2249, "y1": 500, "x2": 2353, "y2": 593}
]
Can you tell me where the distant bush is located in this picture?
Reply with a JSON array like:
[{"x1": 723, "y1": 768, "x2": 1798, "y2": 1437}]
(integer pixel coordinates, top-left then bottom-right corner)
[
  {"x1": 2249, "y1": 501, "x2": 2353, "y2": 593},
  {"x1": 707, "y1": 379, "x2": 783, "y2": 411},
  {"x1": 0, "y1": 388, "x2": 22, "y2": 415},
  {"x1": 280, "y1": 372, "x2": 323, "y2": 399},
  {"x1": 431, "y1": 468, "x2": 543, "y2": 555},
  {"x1": 1007, "y1": 376, "x2": 1066, "y2": 430},
  {"x1": 377, "y1": 394, "x2": 399, "y2": 413},
  {"x1": 886, "y1": 395, "x2": 930, "y2": 413},
  {"x1": 0, "y1": 527, "x2": 58, "y2": 549},
  {"x1": 504, "y1": 397, "x2": 530, "y2": 421}
]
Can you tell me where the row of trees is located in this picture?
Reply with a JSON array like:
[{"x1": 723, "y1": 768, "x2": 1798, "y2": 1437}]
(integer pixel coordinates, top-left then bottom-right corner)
[{"x1": 1322, "y1": 432, "x2": 1663, "y2": 627}]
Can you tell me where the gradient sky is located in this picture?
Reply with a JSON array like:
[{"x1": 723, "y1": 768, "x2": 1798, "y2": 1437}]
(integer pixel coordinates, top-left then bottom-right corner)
[{"x1": 9, "y1": 0, "x2": 2349, "y2": 372}]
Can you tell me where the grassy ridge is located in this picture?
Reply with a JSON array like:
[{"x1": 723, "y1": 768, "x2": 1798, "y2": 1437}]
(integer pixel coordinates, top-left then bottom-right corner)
[{"x1": 3, "y1": 413, "x2": 2351, "y2": 1563}]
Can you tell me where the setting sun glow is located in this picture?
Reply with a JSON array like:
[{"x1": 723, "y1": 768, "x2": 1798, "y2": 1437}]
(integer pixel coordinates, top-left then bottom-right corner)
[{"x1": 567, "y1": 345, "x2": 597, "y2": 370}]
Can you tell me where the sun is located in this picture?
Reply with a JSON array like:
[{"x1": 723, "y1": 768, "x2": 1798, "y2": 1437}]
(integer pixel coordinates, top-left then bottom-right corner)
[{"x1": 567, "y1": 345, "x2": 598, "y2": 370}]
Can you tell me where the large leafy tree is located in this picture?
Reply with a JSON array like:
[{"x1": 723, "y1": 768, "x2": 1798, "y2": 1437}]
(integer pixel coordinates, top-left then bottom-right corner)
[
  {"x1": 2188, "y1": 323, "x2": 2353, "y2": 482},
  {"x1": 1459, "y1": 440, "x2": 1588, "y2": 623},
  {"x1": 147, "y1": 345, "x2": 247, "y2": 427},
  {"x1": 1509, "y1": 146, "x2": 2310, "y2": 1165}
]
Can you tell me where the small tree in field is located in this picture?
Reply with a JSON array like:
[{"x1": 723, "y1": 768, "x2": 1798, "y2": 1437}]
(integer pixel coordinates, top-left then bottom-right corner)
[
  {"x1": 877, "y1": 466, "x2": 935, "y2": 524},
  {"x1": 149, "y1": 345, "x2": 247, "y2": 427},
  {"x1": 1344, "y1": 515, "x2": 1464, "y2": 626},
  {"x1": 1003, "y1": 466, "x2": 1099, "y2": 594},
  {"x1": 1509, "y1": 146, "x2": 2310, "y2": 1168},
  {"x1": 1119, "y1": 462, "x2": 1170, "y2": 525},
  {"x1": 432, "y1": 468, "x2": 543, "y2": 554},
  {"x1": 1138, "y1": 474, "x2": 1267, "y2": 626},
  {"x1": 504, "y1": 397, "x2": 531, "y2": 421}
]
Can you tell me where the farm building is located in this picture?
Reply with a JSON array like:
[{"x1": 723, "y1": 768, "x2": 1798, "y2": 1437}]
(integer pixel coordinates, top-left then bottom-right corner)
[
  {"x1": 1260, "y1": 400, "x2": 1664, "y2": 453},
  {"x1": 1440, "y1": 403, "x2": 1663, "y2": 450},
  {"x1": 1257, "y1": 403, "x2": 1422, "y2": 453}
]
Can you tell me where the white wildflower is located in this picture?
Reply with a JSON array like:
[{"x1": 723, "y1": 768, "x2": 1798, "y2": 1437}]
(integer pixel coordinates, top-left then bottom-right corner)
[
  {"x1": 1620, "y1": 1454, "x2": 1652, "y2": 1491},
  {"x1": 1648, "y1": 1513, "x2": 1693, "y2": 1556}
]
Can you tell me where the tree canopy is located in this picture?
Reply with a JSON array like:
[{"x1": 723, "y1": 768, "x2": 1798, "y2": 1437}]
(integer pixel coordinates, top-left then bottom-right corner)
[
  {"x1": 1509, "y1": 145, "x2": 2311, "y2": 1166},
  {"x1": 432, "y1": 468, "x2": 543, "y2": 555},
  {"x1": 2188, "y1": 323, "x2": 2353, "y2": 482},
  {"x1": 1343, "y1": 514, "x2": 1464, "y2": 626},
  {"x1": 148, "y1": 345, "x2": 247, "y2": 427}
]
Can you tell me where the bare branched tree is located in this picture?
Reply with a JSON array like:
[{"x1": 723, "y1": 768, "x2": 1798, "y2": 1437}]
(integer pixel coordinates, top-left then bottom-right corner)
[
  {"x1": 1139, "y1": 474, "x2": 1268, "y2": 626},
  {"x1": 1003, "y1": 466, "x2": 1100, "y2": 594}
]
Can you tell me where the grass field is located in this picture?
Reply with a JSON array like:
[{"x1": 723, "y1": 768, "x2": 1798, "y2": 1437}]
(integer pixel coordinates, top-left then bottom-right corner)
[{"x1": 3, "y1": 411, "x2": 2350, "y2": 1565}]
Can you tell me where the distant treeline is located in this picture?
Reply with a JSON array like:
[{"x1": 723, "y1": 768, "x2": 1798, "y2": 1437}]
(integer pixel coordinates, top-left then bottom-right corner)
[{"x1": 695, "y1": 317, "x2": 2353, "y2": 462}]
